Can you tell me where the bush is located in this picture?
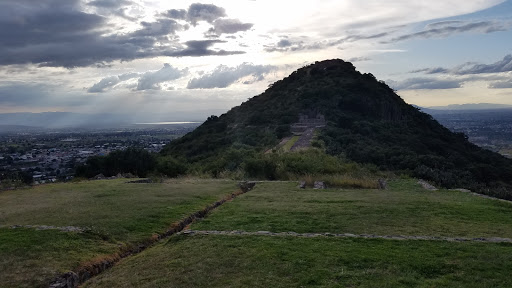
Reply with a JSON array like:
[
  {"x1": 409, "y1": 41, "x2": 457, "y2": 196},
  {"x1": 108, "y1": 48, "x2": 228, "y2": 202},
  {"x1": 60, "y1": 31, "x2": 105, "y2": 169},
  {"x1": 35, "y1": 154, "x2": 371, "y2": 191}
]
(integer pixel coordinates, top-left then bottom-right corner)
[
  {"x1": 75, "y1": 148, "x2": 156, "y2": 178},
  {"x1": 156, "y1": 156, "x2": 188, "y2": 178}
]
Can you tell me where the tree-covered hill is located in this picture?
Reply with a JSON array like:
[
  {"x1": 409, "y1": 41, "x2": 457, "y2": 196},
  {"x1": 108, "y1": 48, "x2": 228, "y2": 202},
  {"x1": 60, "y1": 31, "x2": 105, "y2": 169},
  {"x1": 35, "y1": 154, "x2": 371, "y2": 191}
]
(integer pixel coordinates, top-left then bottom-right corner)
[{"x1": 161, "y1": 59, "x2": 512, "y2": 199}]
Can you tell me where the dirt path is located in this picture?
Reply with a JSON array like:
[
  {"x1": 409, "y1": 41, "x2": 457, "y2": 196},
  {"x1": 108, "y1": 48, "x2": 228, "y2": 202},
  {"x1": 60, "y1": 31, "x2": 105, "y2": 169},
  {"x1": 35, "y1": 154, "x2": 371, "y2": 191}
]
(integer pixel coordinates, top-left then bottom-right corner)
[
  {"x1": 181, "y1": 230, "x2": 512, "y2": 244},
  {"x1": 290, "y1": 128, "x2": 315, "y2": 151}
]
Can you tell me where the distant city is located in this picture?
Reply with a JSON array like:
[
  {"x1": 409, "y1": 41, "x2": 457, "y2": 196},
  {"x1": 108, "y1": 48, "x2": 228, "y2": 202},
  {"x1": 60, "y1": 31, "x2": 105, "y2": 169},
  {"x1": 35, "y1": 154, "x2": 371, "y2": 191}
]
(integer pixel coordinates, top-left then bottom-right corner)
[
  {"x1": 3, "y1": 106, "x2": 512, "y2": 186},
  {"x1": 0, "y1": 123, "x2": 200, "y2": 185},
  {"x1": 426, "y1": 108, "x2": 512, "y2": 158}
]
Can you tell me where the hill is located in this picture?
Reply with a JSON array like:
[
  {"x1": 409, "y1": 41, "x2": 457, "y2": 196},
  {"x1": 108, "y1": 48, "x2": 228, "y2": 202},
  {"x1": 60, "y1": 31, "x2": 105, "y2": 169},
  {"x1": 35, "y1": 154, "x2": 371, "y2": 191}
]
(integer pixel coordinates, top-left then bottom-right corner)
[{"x1": 161, "y1": 59, "x2": 512, "y2": 199}]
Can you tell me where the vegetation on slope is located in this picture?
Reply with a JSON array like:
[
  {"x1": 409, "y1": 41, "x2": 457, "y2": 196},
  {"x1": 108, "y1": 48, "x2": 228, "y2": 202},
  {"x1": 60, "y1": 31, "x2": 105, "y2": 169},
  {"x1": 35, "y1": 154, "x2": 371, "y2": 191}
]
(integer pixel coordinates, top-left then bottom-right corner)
[{"x1": 159, "y1": 59, "x2": 512, "y2": 199}]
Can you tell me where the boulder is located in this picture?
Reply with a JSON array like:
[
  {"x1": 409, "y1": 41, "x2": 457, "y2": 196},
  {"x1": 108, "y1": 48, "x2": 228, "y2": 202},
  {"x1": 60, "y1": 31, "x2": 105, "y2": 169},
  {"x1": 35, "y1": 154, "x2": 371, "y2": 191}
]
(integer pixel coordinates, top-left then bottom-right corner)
[
  {"x1": 378, "y1": 179, "x2": 387, "y2": 190},
  {"x1": 92, "y1": 174, "x2": 105, "y2": 180},
  {"x1": 313, "y1": 181, "x2": 326, "y2": 189},
  {"x1": 238, "y1": 181, "x2": 256, "y2": 192}
]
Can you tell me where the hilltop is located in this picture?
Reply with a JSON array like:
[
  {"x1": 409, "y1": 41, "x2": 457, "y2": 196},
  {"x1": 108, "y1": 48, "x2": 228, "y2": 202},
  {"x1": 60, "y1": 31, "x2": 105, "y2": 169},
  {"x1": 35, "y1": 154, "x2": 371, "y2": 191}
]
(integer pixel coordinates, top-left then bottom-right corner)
[{"x1": 161, "y1": 59, "x2": 512, "y2": 199}]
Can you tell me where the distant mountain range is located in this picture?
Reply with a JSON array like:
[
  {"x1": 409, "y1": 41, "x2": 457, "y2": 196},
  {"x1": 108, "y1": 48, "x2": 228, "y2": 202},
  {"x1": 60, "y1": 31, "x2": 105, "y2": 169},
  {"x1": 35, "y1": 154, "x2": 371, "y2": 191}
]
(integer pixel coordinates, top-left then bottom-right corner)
[
  {"x1": 0, "y1": 111, "x2": 223, "y2": 132},
  {"x1": 425, "y1": 103, "x2": 512, "y2": 110}
]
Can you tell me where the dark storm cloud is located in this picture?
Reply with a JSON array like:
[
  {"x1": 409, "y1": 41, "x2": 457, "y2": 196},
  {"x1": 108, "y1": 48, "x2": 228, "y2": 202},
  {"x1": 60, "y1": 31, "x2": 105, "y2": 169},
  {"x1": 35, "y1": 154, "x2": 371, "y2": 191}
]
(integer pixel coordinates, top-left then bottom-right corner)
[
  {"x1": 411, "y1": 55, "x2": 512, "y2": 75},
  {"x1": 187, "y1": 63, "x2": 276, "y2": 89},
  {"x1": 388, "y1": 78, "x2": 463, "y2": 90},
  {"x1": 388, "y1": 21, "x2": 509, "y2": 43},
  {"x1": 0, "y1": 1, "x2": 244, "y2": 68}
]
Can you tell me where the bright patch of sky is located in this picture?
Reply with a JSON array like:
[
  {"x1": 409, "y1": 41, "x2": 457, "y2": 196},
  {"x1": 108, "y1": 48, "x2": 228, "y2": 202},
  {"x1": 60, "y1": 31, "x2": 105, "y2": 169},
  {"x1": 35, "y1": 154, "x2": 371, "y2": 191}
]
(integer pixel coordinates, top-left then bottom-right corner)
[{"x1": 0, "y1": 0, "x2": 511, "y2": 120}]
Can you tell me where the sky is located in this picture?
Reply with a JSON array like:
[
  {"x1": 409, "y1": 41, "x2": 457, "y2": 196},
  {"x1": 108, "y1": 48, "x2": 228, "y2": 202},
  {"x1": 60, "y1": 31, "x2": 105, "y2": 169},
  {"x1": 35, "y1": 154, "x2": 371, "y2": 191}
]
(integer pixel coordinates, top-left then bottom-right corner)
[{"x1": 1, "y1": 0, "x2": 511, "y2": 121}]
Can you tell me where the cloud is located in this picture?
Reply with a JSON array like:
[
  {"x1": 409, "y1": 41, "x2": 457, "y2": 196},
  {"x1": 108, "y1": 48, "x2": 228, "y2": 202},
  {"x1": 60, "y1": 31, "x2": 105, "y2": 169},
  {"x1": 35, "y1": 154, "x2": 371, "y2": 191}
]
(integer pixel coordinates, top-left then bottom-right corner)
[
  {"x1": 165, "y1": 9, "x2": 187, "y2": 20},
  {"x1": 412, "y1": 55, "x2": 512, "y2": 75},
  {"x1": 186, "y1": 3, "x2": 226, "y2": 25},
  {"x1": 136, "y1": 64, "x2": 187, "y2": 91},
  {"x1": 88, "y1": 73, "x2": 139, "y2": 93},
  {"x1": 165, "y1": 40, "x2": 245, "y2": 57},
  {"x1": 454, "y1": 55, "x2": 512, "y2": 75},
  {"x1": 389, "y1": 20, "x2": 510, "y2": 42},
  {"x1": 0, "y1": 1, "x2": 243, "y2": 68},
  {"x1": 87, "y1": 0, "x2": 133, "y2": 8},
  {"x1": 277, "y1": 39, "x2": 293, "y2": 47},
  {"x1": 88, "y1": 64, "x2": 187, "y2": 92},
  {"x1": 388, "y1": 78, "x2": 463, "y2": 90},
  {"x1": 489, "y1": 80, "x2": 512, "y2": 89},
  {"x1": 187, "y1": 63, "x2": 276, "y2": 89},
  {"x1": 164, "y1": 3, "x2": 226, "y2": 25},
  {"x1": 131, "y1": 19, "x2": 183, "y2": 39},
  {"x1": 0, "y1": 82, "x2": 88, "y2": 107},
  {"x1": 348, "y1": 57, "x2": 371, "y2": 62},
  {"x1": 206, "y1": 19, "x2": 253, "y2": 36},
  {"x1": 264, "y1": 37, "x2": 341, "y2": 53},
  {"x1": 410, "y1": 67, "x2": 450, "y2": 74}
]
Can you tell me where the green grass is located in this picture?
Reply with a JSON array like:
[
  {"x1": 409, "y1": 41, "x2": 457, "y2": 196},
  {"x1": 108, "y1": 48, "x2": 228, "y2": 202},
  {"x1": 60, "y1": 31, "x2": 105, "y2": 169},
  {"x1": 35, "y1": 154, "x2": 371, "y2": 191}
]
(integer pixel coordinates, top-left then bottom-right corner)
[
  {"x1": 0, "y1": 228, "x2": 118, "y2": 288},
  {"x1": 280, "y1": 135, "x2": 300, "y2": 152},
  {"x1": 0, "y1": 178, "x2": 236, "y2": 242},
  {"x1": 0, "y1": 178, "x2": 237, "y2": 287},
  {"x1": 193, "y1": 179, "x2": 512, "y2": 238},
  {"x1": 83, "y1": 235, "x2": 512, "y2": 288}
]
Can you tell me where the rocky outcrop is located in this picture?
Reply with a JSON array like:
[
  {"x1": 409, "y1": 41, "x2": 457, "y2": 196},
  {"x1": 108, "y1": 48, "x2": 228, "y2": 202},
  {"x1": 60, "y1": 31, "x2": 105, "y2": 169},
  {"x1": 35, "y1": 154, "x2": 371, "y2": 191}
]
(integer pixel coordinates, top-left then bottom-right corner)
[
  {"x1": 418, "y1": 180, "x2": 437, "y2": 191},
  {"x1": 313, "y1": 181, "x2": 326, "y2": 189}
]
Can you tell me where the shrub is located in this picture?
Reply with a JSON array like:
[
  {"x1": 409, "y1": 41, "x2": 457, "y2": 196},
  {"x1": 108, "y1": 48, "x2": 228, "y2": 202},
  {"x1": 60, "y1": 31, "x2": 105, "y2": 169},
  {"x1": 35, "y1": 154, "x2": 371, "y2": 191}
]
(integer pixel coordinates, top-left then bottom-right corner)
[{"x1": 156, "y1": 156, "x2": 188, "y2": 178}]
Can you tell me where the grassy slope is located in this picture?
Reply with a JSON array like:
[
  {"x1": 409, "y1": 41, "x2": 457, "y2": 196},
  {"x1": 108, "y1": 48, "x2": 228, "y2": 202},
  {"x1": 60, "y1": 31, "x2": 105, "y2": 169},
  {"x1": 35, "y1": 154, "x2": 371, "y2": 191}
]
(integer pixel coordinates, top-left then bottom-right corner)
[
  {"x1": 0, "y1": 228, "x2": 117, "y2": 288},
  {"x1": 0, "y1": 179, "x2": 236, "y2": 242},
  {"x1": 281, "y1": 135, "x2": 300, "y2": 152},
  {"x1": 193, "y1": 179, "x2": 512, "y2": 238},
  {"x1": 83, "y1": 179, "x2": 512, "y2": 288},
  {"x1": 0, "y1": 179, "x2": 236, "y2": 288},
  {"x1": 84, "y1": 235, "x2": 512, "y2": 288}
]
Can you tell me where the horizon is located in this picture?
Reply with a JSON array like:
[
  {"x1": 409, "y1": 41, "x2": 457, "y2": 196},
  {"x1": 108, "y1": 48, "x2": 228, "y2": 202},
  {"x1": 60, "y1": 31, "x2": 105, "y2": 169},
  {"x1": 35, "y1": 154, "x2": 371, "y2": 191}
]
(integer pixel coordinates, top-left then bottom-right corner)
[{"x1": 1, "y1": 1, "x2": 512, "y2": 120}]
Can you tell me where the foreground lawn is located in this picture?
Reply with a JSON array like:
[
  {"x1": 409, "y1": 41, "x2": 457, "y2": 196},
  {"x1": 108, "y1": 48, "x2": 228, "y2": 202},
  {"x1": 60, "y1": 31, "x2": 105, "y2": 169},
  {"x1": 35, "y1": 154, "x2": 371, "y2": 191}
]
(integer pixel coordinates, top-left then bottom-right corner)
[
  {"x1": 0, "y1": 178, "x2": 237, "y2": 287},
  {"x1": 193, "y1": 180, "x2": 512, "y2": 238},
  {"x1": 0, "y1": 228, "x2": 117, "y2": 288},
  {"x1": 84, "y1": 234, "x2": 512, "y2": 288},
  {"x1": 0, "y1": 178, "x2": 236, "y2": 242}
]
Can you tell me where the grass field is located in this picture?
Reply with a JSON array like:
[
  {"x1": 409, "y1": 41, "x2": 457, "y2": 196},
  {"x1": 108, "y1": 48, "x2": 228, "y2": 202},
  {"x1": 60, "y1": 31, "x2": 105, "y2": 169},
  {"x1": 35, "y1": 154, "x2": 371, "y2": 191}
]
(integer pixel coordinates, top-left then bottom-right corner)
[
  {"x1": 3, "y1": 178, "x2": 512, "y2": 287},
  {"x1": 0, "y1": 178, "x2": 237, "y2": 288},
  {"x1": 84, "y1": 235, "x2": 512, "y2": 288},
  {"x1": 193, "y1": 180, "x2": 512, "y2": 238}
]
